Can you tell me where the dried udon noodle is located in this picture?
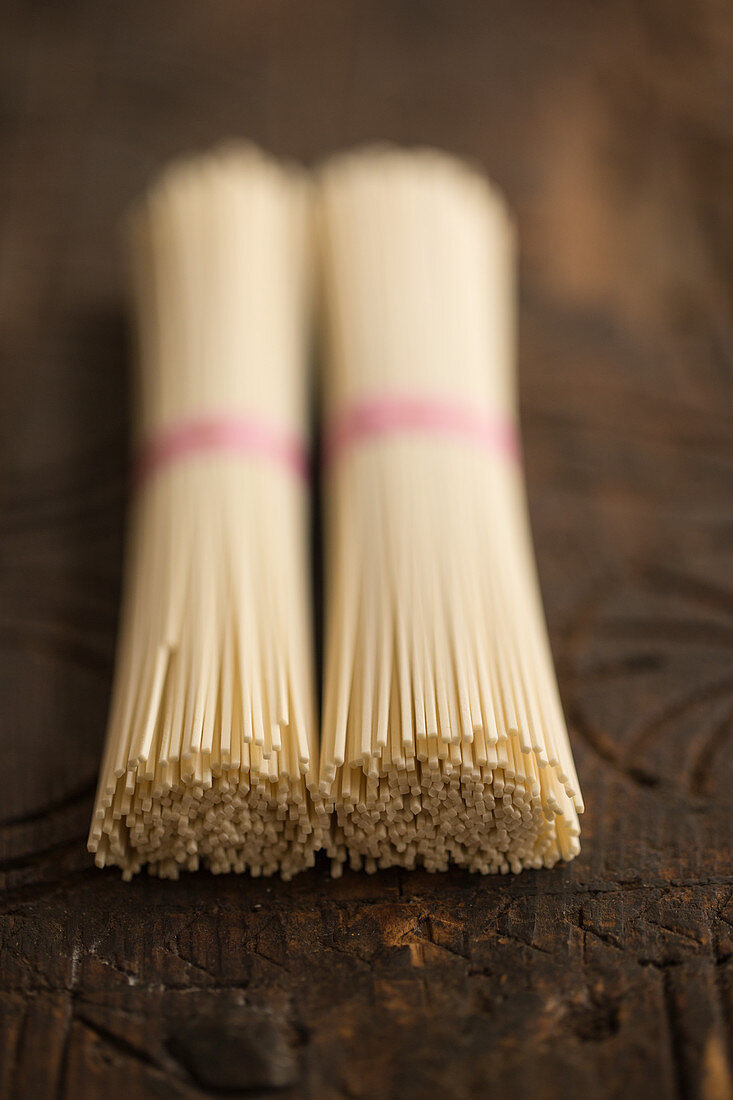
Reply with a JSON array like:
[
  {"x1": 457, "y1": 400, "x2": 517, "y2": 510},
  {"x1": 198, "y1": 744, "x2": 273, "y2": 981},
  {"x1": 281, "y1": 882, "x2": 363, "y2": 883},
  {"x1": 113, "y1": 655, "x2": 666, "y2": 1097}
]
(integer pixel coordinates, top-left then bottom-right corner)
[
  {"x1": 89, "y1": 143, "x2": 581, "y2": 881},
  {"x1": 88, "y1": 146, "x2": 323, "y2": 879},
  {"x1": 317, "y1": 148, "x2": 583, "y2": 874}
]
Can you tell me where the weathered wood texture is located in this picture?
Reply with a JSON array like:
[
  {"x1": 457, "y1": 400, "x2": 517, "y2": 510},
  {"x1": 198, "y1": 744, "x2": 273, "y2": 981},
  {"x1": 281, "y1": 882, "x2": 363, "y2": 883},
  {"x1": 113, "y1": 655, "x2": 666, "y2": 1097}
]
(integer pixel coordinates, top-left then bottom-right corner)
[{"x1": 1, "y1": 1, "x2": 732, "y2": 1097}]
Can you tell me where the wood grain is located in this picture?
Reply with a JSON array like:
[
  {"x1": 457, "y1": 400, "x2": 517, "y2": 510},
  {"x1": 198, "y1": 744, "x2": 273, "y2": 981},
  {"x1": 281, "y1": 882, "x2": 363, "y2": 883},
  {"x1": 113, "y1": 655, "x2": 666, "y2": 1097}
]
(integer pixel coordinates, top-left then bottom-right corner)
[{"x1": 1, "y1": 1, "x2": 732, "y2": 1097}]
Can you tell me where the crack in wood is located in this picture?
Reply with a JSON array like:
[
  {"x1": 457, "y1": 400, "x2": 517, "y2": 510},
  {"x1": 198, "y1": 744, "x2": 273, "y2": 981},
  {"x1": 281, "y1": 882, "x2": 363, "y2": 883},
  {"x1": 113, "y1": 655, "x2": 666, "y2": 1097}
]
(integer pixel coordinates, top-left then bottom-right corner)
[{"x1": 0, "y1": 782, "x2": 96, "y2": 832}]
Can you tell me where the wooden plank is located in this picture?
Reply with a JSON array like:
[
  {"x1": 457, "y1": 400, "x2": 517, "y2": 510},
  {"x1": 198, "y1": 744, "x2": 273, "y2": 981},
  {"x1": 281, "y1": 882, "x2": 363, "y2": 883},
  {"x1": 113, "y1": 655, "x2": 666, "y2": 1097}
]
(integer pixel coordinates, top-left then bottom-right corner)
[{"x1": 1, "y1": 1, "x2": 732, "y2": 1097}]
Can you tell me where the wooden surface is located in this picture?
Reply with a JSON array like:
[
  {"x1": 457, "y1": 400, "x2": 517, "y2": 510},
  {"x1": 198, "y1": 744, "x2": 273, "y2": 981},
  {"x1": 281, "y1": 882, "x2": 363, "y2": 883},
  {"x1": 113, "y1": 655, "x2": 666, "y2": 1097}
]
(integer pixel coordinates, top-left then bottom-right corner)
[{"x1": 1, "y1": 1, "x2": 733, "y2": 1097}]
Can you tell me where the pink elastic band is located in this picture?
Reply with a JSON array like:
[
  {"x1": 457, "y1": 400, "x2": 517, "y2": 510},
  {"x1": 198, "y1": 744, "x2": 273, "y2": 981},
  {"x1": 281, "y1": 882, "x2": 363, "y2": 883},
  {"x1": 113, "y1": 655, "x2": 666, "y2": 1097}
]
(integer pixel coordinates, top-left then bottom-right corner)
[
  {"x1": 323, "y1": 395, "x2": 519, "y2": 466},
  {"x1": 135, "y1": 415, "x2": 309, "y2": 483}
]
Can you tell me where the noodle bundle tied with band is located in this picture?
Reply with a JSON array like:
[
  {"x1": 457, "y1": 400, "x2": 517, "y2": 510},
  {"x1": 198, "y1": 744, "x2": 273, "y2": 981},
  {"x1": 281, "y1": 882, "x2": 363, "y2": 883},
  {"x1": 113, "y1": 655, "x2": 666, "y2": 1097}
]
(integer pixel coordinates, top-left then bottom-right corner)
[
  {"x1": 89, "y1": 142, "x2": 582, "y2": 881},
  {"x1": 88, "y1": 146, "x2": 323, "y2": 879},
  {"x1": 317, "y1": 148, "x2": 583, "y2": 875}
]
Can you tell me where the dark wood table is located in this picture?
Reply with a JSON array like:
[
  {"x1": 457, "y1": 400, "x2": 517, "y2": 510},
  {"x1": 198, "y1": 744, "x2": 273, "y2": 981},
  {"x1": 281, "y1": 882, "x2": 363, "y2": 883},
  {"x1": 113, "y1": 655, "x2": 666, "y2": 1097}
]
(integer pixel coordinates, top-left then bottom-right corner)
[{"x1": 2, "y1": 2, "x2": 732, "y2": 1097}]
